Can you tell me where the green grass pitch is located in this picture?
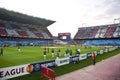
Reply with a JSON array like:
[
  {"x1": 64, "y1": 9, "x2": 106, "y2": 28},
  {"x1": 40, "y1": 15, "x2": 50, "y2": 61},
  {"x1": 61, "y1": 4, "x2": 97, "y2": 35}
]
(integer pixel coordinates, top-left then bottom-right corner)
[
  {"x1": 7, "y1": 46, "x2": 120, "y2": 80},
  {"x1": 0, "y1": 46, "x2": 106, "y2": 68}
]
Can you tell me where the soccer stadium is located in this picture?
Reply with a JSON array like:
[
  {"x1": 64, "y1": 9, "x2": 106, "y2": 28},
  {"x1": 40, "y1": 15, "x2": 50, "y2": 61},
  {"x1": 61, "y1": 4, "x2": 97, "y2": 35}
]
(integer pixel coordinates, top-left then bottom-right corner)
[{"x1": 0, "y1": 1, "x2": 120, "y2": 80}]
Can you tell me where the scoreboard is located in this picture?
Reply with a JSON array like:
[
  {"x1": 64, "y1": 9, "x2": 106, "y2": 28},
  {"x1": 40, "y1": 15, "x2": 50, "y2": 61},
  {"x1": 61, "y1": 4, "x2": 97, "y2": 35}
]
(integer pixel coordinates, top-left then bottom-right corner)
[{"x1": 58, "y1": 33, "x2": 71, "y2": 41}]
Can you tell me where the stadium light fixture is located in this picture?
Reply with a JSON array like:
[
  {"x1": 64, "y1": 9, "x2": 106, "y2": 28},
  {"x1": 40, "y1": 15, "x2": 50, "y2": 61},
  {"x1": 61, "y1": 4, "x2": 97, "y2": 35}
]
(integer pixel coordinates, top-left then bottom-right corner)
[
  {"x1": 114, "y1": 18, "x2": 120, "y2": 24},
  {"x1": 82, "y1": 23, "x2": 87, "y2": 27}
]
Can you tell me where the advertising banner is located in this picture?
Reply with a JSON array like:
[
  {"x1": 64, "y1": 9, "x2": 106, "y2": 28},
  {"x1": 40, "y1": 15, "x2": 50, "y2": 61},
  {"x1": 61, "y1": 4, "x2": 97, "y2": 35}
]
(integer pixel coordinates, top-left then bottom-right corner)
[
  {"x1": 69, "y1": 56, "x2": 79, "y2": 63},
  {"x1": 87, "y1": 53, "x2": 92, "y2": 58},
  {"x1": 96, "y1": 51, "x2": 100, "y2": 55},
  {"x1": 55, "y1": 57, "x2": 70, "y2": 66},
  {"x1": 0, "y1": 64, "x2": 30, "y2": 80},
  {"x1": 100, "y1": 50, "x2": 104, "y2": 54},
  {"x1": 79, "y1": 54, "x2": 87, "y2": 60},
  {"x1": 109, "y1": 47, "x2": 117, "y2": 52},
  {"x1": 104, "y1": 49, "x2": 108, "y2": 53},
  {"x1": 0, "y1": 60, "x2": 55, "y2": 79},
  {"x1": 30, "y1": 60, "x2": 55, "y2": 73}
]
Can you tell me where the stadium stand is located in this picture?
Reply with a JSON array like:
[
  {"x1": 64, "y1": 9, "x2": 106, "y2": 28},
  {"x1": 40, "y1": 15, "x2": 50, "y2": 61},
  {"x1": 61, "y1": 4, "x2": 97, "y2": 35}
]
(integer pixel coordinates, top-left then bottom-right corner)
[
  {"x1": 103, "y1": 26, "x2": 116, "y2": 38},
  {"x1": 6, "y1": 29, "x2": 19, "y2": 36},
  {"x1": 92, "y1": 28, "x2": 98, "y2": 38},
  {"x1": 1, "y1": 8, "x2": 120, "y2": 47},
  {"x1": 113, "y1": 26, "x2": 120, "y2": 37},
  {"x1": 83, "y1": 39, "x2": 120, "y2": 46},
  {"x1": 0, "y1": 8, "x2": 55, "y2": 46},
  {"x1": 0, "y1": 28, "x2": 8, "y2": 36},
  {"x1": 74, "y1": 23, "x2": 120, "y2": 46},
  {"x1": 0, "y1": 22, "x2": 5, "y2": 28},
  {"x1": 17, "y1": 31, "x2": 29, "y2": 37}
]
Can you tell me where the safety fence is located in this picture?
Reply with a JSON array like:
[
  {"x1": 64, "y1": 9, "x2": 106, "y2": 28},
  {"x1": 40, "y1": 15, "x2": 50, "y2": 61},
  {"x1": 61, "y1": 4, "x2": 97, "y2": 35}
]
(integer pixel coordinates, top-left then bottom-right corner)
[{"x1": 41, "y1": 66, "x2": 56, "y2": 80}]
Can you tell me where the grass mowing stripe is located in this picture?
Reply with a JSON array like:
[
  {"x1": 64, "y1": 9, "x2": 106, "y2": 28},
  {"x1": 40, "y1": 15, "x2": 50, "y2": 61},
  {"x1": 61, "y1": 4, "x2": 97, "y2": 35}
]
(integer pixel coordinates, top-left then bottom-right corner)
[{"x1": 9, "y1": 48, "x2": 120, "y2": 80}]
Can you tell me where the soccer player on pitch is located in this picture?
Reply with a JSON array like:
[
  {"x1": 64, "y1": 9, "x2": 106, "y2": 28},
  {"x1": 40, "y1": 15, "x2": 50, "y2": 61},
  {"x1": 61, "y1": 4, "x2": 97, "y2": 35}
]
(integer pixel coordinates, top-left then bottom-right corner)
[
  {"x1": 0, "y1": 47, "x2": 3, "y2": 56},
  {"x1": 58, "y1": 48, "x2": 61, "y2": 57},
  {"x1": 51, "y1": 48, "x2": 54, "y2": 58},
  {"x1": 18, "y1": 46, "x2": 21, "y2": 52},
  {"x1": 43, "y1": 47, "x2": 47, "y2": 61}
]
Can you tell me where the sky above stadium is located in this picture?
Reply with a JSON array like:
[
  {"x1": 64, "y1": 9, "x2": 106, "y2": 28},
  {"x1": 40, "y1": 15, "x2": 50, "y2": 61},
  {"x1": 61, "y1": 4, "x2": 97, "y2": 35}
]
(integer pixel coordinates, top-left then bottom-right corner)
[{"x1": 0, "y1": 0, "x2": 120, "y2": 38}]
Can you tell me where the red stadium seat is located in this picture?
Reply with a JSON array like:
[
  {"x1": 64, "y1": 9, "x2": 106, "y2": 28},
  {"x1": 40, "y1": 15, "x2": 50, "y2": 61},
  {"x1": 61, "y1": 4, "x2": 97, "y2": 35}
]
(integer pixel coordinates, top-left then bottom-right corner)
[
  {"x1": 0, "y1": 29, "x2": 8, "y2": 36},
  {"x1": 17, "y1": 31, "x2": 28, "y2": 37}
]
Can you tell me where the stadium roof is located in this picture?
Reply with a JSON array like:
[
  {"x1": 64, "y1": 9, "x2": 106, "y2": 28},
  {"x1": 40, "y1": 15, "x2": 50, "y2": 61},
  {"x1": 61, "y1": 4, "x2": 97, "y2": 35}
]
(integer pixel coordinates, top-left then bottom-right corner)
[{"x1": 0, "y1": 8, "x2": 55, "y2": 27}]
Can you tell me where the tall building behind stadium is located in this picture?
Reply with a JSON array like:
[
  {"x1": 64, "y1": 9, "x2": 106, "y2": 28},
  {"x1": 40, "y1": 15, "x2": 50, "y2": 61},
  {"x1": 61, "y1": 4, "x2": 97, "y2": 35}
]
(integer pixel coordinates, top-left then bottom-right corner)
[{"x1": 0, "y1": 8, "x2": 120, "y2": 47}]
